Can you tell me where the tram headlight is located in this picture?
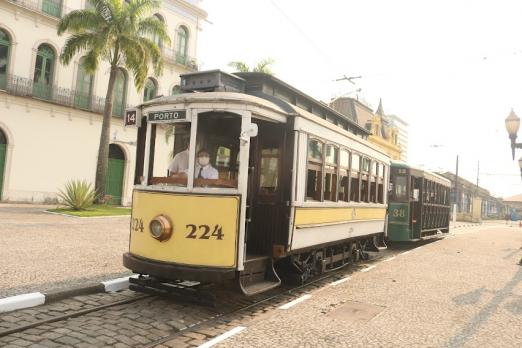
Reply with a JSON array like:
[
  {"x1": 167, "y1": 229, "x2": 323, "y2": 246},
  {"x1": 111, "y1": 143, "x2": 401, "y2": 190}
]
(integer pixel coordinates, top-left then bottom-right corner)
[{"x1": 149, "y1": 215, "x2": 173, "y2": 241}]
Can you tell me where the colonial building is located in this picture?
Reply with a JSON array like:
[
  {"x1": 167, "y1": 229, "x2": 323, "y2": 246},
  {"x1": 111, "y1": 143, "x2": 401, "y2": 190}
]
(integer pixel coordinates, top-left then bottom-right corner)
[
  {"x1": 330, "y1": 97, "x2": 401, "y2": 160},
  {"x1": 0, "y1": 0, "x2": 207, "y2": 205},
  {"x1": 388, "y1": 114, "x2": 409, "y2": 162}
]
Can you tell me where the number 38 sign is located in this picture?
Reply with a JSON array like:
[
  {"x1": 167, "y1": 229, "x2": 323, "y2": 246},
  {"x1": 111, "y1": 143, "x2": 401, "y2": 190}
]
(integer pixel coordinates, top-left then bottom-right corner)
[{"x1": 124, "y1": 108, "x2": 141, "y2": 127}]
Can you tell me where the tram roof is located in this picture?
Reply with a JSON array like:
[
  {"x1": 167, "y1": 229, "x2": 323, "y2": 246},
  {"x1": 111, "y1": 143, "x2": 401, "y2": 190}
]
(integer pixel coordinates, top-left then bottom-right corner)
[{"x1": 391, "y1": 161, "x2": 451, "y2": 186}]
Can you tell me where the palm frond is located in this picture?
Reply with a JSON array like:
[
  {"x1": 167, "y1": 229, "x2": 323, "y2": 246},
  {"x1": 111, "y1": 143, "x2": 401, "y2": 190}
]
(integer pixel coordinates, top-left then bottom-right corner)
[
  {"x1": 57, "y1": 9, "x2": 104, "y2": 35},
  {"x1": 60, "y1": 33, "x2": 104, "y2": 65},
  {"x1": 138, "y1": 16, "x2": 171, "y2": 47},
  {"x1": 228, "y1": 61, "x2": 250, "y2": 72},
  {"x1": 253, "y1": 58, "x2": 275, "y2": 74}
]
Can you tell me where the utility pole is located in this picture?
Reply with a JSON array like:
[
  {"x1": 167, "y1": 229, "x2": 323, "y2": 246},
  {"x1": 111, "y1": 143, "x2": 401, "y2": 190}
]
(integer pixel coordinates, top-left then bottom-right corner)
[{"x1": 453, "y1": 155, "x2": 459, "y2": 225}]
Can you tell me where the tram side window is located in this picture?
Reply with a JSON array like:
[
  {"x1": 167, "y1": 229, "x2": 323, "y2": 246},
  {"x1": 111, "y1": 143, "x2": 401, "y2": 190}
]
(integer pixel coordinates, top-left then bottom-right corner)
[
  {"x1": 377, "y1": 163, "x2": 385, "y2": 204},
  {"x1": 324, "y1": 144, "x2": 338, "y2": 201},
  {"x1": 370, "y1": 161, "x2": 377, "y2": 203},
  {"x1": 350, "y1": 153, "x2": 360, "y2": 202},
  {"x1": 338, "y1": 149, "x2": 350, "y2": 202},
  {"x1": 361, "y1": 157, "x2": 370, "y2": 202},
  {"x1": 306, "y1": 139, "x2": 323, "y2": 201},
  {"x1": 194, "y1": 112, "x2": 240, "y2": 188}
]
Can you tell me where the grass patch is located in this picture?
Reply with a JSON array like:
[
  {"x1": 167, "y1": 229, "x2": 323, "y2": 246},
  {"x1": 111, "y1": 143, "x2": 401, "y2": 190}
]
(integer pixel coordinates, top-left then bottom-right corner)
[{"x1": 48, "y1": 204, "x2": 131, "y2": 217}]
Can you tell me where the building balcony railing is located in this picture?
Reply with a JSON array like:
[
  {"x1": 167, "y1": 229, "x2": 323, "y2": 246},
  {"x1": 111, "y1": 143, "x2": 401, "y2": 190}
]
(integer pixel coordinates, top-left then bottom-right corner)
[
  {"x1": 6, "y1": 0, "x2": 69, "y2": 19},
  {"x1": 161, "y1": 47, "x2": 199, "y2": 71},
  {"x1": 0, "y1": 73, "x2": 127, "y2": 117}
]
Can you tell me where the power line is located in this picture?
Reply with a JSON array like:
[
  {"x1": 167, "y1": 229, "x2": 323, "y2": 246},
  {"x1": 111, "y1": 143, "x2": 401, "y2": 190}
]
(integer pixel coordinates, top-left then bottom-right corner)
[{"x1": 269, "y1": 0, "x2": 334, "y2": 67}]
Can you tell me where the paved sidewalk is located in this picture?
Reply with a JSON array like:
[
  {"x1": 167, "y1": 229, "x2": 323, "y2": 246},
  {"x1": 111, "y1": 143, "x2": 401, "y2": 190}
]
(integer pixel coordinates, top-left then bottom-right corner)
[
  {"x1": 0, "y1": 204, "x2": 131, "y2": 298},
  {"x1": 218, "y1": 224, "x2": 522, "y2": 348}
]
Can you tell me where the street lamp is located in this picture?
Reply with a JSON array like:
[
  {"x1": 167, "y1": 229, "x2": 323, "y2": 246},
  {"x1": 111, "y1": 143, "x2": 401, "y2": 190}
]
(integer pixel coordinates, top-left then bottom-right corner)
[{"x1": 505, "y1": 109, "x2": 521, "y2": 160}]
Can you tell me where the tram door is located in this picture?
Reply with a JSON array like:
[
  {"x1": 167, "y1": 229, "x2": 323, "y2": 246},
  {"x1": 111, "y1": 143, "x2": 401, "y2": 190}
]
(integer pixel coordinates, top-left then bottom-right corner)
[
  {"x1": 410, "y1": 176, "x2": 422, "y2": 239},
  {"x1": 246, "y1": 121, "x2": 288, "y2": 256}
]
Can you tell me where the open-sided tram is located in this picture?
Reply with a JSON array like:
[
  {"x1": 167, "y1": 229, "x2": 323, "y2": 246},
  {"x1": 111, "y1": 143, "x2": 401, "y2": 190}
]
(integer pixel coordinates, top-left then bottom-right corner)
[
  {"x1": 123, "y1": 70, "x2": 390, "y2": 295},
  {"x1": 387, "y1": 161, "x2": 451, "y2": 241}
]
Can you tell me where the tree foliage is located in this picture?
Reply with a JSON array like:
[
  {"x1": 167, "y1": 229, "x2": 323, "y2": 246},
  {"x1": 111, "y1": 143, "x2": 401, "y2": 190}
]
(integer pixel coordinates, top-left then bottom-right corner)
[
  {"x1": 57, "y1": 0, "x2": 171, "y2": 200},
  {"x1": 228, "y1": 58, "x2": 275, "y2": 75}
]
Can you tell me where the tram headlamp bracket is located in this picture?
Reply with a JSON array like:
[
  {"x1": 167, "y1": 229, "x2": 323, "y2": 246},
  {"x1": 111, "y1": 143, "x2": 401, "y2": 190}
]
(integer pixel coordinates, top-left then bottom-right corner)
[
  {"x1": 239, "y1": 124, "x2": 259, "y2": 144},
  {"x1": 149, "y1": 215, "x2": 173, "y2": 242}
]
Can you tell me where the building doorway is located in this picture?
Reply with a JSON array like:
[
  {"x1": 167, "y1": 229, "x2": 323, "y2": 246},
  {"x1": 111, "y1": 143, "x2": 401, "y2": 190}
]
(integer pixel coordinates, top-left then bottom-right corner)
[
  {"x1": 0, "y1": 128, "x2": 7, "y2": 200},
  {"x1": 106, "y1": 144, "x2": 125, "y2": 205}
]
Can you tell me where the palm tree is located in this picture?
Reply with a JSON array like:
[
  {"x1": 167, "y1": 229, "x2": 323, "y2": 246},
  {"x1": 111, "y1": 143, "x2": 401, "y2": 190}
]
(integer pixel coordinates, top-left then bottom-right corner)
[
  {"x1": 228, "y1": 58, "x2": 275, "y2": 75},
  {"x1": 58, "y1": 0, "x2": 170, "y2": 201}
]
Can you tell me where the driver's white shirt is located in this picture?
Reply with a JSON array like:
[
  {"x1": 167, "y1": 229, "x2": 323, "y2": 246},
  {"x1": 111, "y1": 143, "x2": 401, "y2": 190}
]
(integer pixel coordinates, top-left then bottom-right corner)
[
  {"x1": 194, "y1": 164, "x2": 219, "y2": 179},
  {"x1": 168, "y1": 149, "x2": 189, "y2": 174}
]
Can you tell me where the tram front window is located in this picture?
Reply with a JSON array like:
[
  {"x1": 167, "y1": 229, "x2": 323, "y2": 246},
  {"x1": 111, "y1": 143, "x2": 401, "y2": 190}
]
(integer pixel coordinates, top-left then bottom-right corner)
[
  {"x1": 393, "y1": 175, "x2": 408, "y2": 202},
  {"x1": 194, "y1": 113, "x2": 240, "y2": 188}
]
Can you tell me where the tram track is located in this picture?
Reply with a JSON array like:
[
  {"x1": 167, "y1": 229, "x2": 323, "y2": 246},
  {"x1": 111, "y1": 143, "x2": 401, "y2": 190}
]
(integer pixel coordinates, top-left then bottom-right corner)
[
  {"x1": 0, "y1": 294, "x2": 151, "y2": 337},
  {"x1": 0, "y1": 240, "x2": 437, "y2": 347}
]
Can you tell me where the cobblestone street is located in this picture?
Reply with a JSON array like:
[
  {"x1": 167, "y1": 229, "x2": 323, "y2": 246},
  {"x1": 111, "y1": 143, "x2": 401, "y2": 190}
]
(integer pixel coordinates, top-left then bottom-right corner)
[
  {"x1": 0, "y1": 204, "x2": 131, "y2": 297},
  {"x1": 217, "y1": 224, "x2": 522, "y2": 348}
]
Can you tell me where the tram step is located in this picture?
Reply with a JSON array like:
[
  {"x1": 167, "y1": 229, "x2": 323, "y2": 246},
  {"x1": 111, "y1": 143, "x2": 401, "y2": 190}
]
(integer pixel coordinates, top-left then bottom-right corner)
[{"x1": 239, "y1": 255, "x2": 281, "y2": 296}]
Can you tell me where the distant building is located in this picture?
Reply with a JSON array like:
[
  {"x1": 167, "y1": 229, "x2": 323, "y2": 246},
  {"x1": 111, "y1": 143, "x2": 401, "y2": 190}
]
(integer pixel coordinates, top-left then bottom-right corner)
[
  {"x1": 439, "y1": 172, "x2": 507, "y2": 221},
  {"x1": 330, "y1": 97, "x2": 401, "y2": 160},
  {"x1": 389, "y1": 114, "x2": 409, "y2": 162}
]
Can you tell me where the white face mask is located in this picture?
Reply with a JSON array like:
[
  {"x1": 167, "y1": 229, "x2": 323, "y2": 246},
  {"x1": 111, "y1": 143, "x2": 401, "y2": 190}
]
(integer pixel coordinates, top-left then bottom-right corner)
[{"x1": 198, "y1": 156, "x2": 210, "y2": 166}]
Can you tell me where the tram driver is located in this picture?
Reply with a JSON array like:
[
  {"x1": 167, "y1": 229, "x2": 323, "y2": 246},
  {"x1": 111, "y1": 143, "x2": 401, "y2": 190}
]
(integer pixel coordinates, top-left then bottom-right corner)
[{"x1": 194, "y1": 149, "x2": 219, "y2": 179}]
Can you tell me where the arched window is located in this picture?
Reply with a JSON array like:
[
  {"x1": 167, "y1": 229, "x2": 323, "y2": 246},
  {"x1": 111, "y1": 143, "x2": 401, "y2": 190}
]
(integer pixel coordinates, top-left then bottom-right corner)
[
  {"x1": 143, "y1": 78, "x2": 157, "y2": 102},
  {"x1": 33, "y1": 44, "x2": 56, "y2": 100},
  {"x1": 153, "y1": 14, "x2": 164, "y2": 48},
  {"x1": 74, "y1": 57, "x2": 94, "y2": 109},
  {"x1": 176, "y1": 26, "x2": 188, "y2": 64},
  {"x1": 0, "y1": 29, "x2": 10, "y2": 90},
  {"x1": 112, "y1": 69, "x2": 127, "y2": 117},
  {"x1": 171, "y1": 85, "x2": 181, "y2": 95}
]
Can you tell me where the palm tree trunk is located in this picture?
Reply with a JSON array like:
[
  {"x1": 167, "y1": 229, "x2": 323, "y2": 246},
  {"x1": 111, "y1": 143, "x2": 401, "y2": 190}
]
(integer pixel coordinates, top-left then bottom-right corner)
[{"x1": 94, "y1": 63, "x2": 118, "y2": 202}]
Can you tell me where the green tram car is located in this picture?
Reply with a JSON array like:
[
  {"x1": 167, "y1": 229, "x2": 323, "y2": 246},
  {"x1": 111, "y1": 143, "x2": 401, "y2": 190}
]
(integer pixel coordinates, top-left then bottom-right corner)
[{"x1": 387, "y1": 161, "x2": 451, "y2": 241}]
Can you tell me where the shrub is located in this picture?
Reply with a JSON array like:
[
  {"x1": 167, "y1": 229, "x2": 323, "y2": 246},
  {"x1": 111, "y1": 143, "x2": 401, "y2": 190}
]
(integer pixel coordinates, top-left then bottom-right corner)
[{"x1": 57, "y1": 180, "x2": 98, "y2": 210}]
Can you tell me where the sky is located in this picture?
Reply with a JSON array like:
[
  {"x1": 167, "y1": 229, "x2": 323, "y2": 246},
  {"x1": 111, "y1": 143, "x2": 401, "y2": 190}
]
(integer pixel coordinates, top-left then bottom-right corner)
[{"x1": 197, "y1": 0, "x2": 522, "y2": 198}]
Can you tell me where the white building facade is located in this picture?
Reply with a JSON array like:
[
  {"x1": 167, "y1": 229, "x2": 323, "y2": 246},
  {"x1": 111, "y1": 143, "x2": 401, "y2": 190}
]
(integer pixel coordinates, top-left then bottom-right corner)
[
  {"x1": 389, "y1": 114, "x2": 409, "y2": 162},
  {"x1": 0, "y1": 0, "x2": 207, "y2": 205}
]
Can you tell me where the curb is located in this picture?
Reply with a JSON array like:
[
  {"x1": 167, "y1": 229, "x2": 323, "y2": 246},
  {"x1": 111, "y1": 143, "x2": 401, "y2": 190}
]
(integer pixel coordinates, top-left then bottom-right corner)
[
  {"x1": 43, "y1": 210, "x2": 131, "y2": 219},
  {"x1": 0, "y1": 275, "x2": 137, "y2": 314}
]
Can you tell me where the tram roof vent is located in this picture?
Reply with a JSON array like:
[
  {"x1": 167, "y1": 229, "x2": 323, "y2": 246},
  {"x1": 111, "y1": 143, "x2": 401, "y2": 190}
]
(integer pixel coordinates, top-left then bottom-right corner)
[{"x1": 180, "y1": 70, "x2": 246, "y2": 93}]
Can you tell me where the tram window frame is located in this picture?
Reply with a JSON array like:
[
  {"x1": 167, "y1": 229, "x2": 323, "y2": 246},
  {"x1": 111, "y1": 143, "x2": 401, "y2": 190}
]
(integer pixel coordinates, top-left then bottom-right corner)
[
  {"x1": 306, "y1": 138, "x2": 324, "y2": 201},
  {"x1": 338, "y1": 149, "x2": 350, "y2": 202},
  {"x1": 370, "y1": 160, "x2": 378, "y2": 203},
  {"x1": 323, "y1": 144, "x2": 338, "y2": 201},
  {"x1": 350, "y1": 153, "x2": 360, "y2": 202},
  {"x1": 360, "y1": 157, "x2": 370, "y2": 202}
]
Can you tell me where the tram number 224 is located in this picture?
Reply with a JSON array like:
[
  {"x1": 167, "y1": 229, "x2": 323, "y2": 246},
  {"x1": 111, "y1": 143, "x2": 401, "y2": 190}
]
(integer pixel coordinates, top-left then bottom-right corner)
[{"x1": 131, "y1": 218, "x2": 224, "y2": 240}]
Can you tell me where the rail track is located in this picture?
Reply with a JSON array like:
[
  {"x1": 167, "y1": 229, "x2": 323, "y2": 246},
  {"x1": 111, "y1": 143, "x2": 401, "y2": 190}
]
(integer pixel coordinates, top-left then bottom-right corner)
[{"x1": 0, "y1": 240, "x2": 437, "y2": 347}]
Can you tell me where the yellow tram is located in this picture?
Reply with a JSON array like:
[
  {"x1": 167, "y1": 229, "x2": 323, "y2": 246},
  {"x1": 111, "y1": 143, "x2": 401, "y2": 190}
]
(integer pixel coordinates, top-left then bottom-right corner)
[{"x1": 123, "y1": 70, "x2": 390, "y2": 295}]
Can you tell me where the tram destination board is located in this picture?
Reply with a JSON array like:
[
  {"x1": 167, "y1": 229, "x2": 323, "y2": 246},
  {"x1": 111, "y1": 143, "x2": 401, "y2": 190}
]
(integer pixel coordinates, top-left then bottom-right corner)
[{"x1": 148, "y1": 110, "x2": 187, "y2": 123}]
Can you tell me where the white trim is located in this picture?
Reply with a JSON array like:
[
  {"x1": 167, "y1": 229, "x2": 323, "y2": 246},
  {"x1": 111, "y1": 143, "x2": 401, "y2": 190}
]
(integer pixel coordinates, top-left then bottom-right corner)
[
  {"x1": 330, "y1": 276, "x2": 351, "y2": 286},
  {"x1": 278, "y1": 294, "x2": 312, "y2": 310},
  {"x1": 0, "y1": 292, "x2": 45, "y2": 313},
  {"x1": 102, "y1": 275, "x2": 138, "y2": 292},
  {"x1": 197, "y1": 326, "x2": 246, "y2": 348},
  {"x1": 361, "y1": 265, "x2": 376, "y2": 272}
]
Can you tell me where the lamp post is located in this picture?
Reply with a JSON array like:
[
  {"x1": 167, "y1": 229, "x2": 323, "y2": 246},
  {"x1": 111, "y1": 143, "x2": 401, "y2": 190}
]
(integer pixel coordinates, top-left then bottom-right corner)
[{"x1": 504, "y1": 109, "x2": 522, "y2": 179}]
